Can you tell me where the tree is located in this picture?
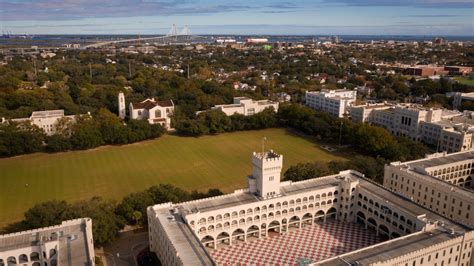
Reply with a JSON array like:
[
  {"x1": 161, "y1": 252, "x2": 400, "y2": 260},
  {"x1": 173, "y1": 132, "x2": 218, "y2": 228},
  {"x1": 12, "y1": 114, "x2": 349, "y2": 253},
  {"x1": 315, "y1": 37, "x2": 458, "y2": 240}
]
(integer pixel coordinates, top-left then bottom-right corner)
[
  {"x1": 66, "y1": 197, "x2": 122, "y2": 246},
  {"x1": 22, "y1": 200, "x2": 71, "y2": 229},
  {"x1": 0, "y1": 121, "x2": 45, "y2": 157},
  {"x1": 95, "y1": 108, "x2": 128, "y2": 144},
  {"x1": 115, "y1": 191, "x2": 154, "y2": 226},
  {"x1": 70, "y1": 115, "x2": 104, "y2": 149},
  {"x1": 45, "y1": 134, "x2": 72, "y2": 152},
  {"x1": 198, "y1": 110, "x2": 232, "y2": 134},
  {"x1": 132, "y1": 211, "x2": 142, "y2": 225},
  {"x1": 175, "y1": 119, "x2": 209, "y2": 136},
  {"x1": 284, "y1": 161, "x2": 334, "y2": 182}
]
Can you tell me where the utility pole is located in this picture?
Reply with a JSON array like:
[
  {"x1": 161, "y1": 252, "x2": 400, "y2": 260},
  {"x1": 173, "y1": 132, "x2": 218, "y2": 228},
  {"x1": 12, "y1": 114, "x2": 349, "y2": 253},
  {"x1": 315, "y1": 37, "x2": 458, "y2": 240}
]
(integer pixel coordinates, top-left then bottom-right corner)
[
  {"x1": 128, "y1": 62, "x2": 132, "y2": 78},
  {"x1": 187, "y1": 64, "x2": 190, "y2": 79},
  {"x1": 89, "y1": 63, "x2": 92, "y2": 80}
]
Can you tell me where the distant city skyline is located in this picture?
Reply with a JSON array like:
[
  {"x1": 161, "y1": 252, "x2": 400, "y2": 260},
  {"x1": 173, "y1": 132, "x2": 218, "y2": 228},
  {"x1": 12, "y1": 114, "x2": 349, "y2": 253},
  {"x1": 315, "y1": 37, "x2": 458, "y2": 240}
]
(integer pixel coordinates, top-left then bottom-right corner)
[{"x1": 1, "y1": 0, "x2": 473, "y2": 36}]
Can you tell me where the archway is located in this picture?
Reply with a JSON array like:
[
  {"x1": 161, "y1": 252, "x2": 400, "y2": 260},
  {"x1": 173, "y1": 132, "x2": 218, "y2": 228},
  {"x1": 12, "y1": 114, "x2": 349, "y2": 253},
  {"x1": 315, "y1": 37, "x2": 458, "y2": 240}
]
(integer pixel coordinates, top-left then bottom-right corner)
[
  {"x1": 302, "y1": 213, "x2": 313, "y2": 227},
  {"x1": 326, "y1": 207, "x2": 337, "y2": 220},
  {"x1": 378, "y1": 224, "x2": 390, "y2": 240},
  {"x1": 30, "y1": 252, "x2": 40, "y2": 261},
  {"x1": 356, "y1": 211, "x2": 366, "y2": 225},
  {"x1": 18, "y1": 254, "x2": 28, "y2": 263},
  {"x1": 268, "y1": 220, "x2": 281, "y2": 235},
  {"x1": 232, "y1": 228, "x2": 245, "y2": 243},
  {"x1": 367, "y1": 218, "x2": 377, "y2": 231},
  {"x1": 315, "y1": 210, "x2": 325, "y2": 223},
  {"x1": 288, "y1": 216, "x2": 301, "y2": 230},
  {"x1": 201, "y1": 235, "x2": 215, "y2": 249},
  {"x1": 216, "y1": 232, "x2": 231, "y2": 246},
  {"x1": 391, "y1": 232, "x2": 401, "y2": 239},
  {"x1": 465, "y1": 176, "x2": 472, "y2": 188},
  {"x1": 247, "y1": 225, "x2": 260, "y2": 241},
  {"x1": 7, "y1": 257, "x2": 16, "y2": 266}
]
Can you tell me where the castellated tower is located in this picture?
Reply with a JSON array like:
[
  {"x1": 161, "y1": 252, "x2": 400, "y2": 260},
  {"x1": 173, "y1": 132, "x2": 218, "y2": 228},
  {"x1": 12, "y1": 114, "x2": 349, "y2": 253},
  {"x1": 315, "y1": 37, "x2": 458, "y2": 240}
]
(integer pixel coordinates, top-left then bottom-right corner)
[
  {"x1": 118, "y1": 92, "x2": 126, "y2": 119},
  {"x1": 248, "y1": 150, "x2": 283, "y2": 199}
]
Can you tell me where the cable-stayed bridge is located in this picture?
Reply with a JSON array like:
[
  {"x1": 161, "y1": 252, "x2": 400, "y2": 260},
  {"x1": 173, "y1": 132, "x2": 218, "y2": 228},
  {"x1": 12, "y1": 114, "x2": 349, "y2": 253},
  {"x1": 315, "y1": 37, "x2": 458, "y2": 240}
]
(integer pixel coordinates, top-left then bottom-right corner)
[{"x1": 83, "y1": 24, "x2": 198, "y2": 49}]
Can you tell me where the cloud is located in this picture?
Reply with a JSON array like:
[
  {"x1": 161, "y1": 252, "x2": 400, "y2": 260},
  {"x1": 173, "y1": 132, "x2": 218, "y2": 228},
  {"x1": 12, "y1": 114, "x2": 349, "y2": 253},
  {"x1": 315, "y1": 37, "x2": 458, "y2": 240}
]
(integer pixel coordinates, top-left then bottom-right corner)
[
  {"x1": 400, "y1": 14, "x2": 469, "y2": 17},
  {"x1": 321, "y1": 0, "x2": 474, "y2": 8},
  {"x1": 0, "y1": 0, "x2": 253, "y2": 20}
]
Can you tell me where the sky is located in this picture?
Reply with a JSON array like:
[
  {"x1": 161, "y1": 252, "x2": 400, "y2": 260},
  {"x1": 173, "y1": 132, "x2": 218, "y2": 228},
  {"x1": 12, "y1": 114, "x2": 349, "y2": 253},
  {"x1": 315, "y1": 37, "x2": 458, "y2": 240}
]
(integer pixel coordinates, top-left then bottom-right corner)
[{"x1": 0, "y1": 0, "x2": 473, "y2": 36}]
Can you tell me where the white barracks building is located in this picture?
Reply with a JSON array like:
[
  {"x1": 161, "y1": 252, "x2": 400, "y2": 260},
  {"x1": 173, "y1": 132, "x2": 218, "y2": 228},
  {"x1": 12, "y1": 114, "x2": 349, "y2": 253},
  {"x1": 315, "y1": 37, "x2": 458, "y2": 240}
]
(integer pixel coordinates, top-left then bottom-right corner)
[
  {"x1": 210, "y1": 97, "x2": 278, "y2": 116},
  {"x1": 385, "y1": 150, "x2": 474, "y2": 227},
  {"x1": 2, "y1": 110, "x2": 76, "y2": 136},
  {"x1": 351, "y1": 103, "x2": 474, "y2": 153},
  {"x1": 147, "y1": 150, "x2": 474, "y2": 265},
  {"x1": 305, "y1": 89, "x2": 357, "y2": 117},
  {"x1": 0, "y1": 218, "x2": 95, "y2": 266}
]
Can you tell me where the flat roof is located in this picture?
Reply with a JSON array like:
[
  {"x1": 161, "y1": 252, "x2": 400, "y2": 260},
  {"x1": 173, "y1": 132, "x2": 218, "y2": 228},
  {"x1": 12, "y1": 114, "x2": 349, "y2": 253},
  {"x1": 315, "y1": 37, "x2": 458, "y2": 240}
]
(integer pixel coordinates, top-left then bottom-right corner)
[
  {"x1": 406, "y1": 151, "x2": 474, "y2": 169},
  {"x1": 358, "y1": 179, "x2": 466, "y2": 230},
  {"x1": 319, "y1": 229, "x2": 458, "y2": 265},
  {"x1": 154, "y1": 207, "x2": 213, "y2": 265},
  {"x1": 31, "y1": 109, "x2": 64, "y2": 118},
  {"x1": 0, "y1": 218, "x2": 93, "y2": 265},
  {"x1": 181, "y1": 174, "x2": 344, "y2": 214}
]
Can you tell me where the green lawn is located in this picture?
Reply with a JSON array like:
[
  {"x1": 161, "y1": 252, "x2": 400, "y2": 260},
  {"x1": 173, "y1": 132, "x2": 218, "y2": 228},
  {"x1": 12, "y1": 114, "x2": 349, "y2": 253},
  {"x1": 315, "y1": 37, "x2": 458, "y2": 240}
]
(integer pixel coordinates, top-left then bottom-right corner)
[
  {"x1": 0, "y1": 128, "x2": 346, "y2": 228},
  {"x1": 454, "y1": 77, "x2": 474, "y2": 87}
]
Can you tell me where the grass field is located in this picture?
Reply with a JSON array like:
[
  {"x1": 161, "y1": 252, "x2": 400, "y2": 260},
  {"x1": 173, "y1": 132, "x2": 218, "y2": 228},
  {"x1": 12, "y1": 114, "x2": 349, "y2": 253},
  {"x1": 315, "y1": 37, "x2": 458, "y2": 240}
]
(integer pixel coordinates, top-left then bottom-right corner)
[
  {"x1": 454, "y1": 77, "x2": 474, "y2": 87},
  {"x1": 0, "y1": 128, "x2": 346, "y2": 228}
]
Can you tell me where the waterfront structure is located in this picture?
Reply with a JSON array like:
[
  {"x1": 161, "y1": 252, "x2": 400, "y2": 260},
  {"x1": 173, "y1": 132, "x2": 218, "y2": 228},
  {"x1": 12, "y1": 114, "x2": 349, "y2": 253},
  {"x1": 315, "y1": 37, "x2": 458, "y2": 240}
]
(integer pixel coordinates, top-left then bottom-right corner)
[
  {"x1": 129, "y1": 98, "x2": 174, "y2": 129},
  {"x1": 118, "y1": 92, "x2": 126, "y2": 119},
  {"x1": 0, "y1": 218, "x2": 95, "y2": 266},
  {"x1": 305, "y1": 89, "x2": 357, "y2": 117},
  {"x1": 1, "y1": 110, "x2": 76, "y2": 136},
  {"x1": 147, "y1": 150, "x2": 474, "y2": 265},
  {"x1": 384, "y1": 150, "x2": 474, "y2": 227},
  {"x1": 209, "y1": 97, "x2": 278, "y2": 116},
  {"x1": 351, "y1": 103, "x2": 474, "y2": 153}
]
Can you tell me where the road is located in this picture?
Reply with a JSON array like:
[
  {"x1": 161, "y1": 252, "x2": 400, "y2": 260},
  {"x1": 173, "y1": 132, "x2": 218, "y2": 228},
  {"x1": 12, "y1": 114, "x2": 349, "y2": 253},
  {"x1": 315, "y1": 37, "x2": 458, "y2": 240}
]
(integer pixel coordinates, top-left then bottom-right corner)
[{"x1": 96, "y1": 229, "x2": 149, "y2": 266}]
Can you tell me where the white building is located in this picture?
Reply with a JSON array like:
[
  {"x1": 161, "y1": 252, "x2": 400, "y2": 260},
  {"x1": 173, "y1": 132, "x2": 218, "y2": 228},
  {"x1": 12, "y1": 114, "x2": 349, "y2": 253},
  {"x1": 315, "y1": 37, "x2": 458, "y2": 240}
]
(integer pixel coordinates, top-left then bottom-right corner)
[
  {"x1": 452, "y1": 92, "x2": 474, "y2": 109},
  {"x1": 305, "y1": 89, "x2": 357, "y2": 117},
  {"x1": 351, "y1": 103, "x2": 474, "y2": 152},
  {"x1": 129, "y1": 98, "x2": 174, "y2": 129},
  {"x1": 384, "y1": 150, "x2": 474, "y2": 226},
  {"x1": 0, "y1": 218, "x2": 95, "y2": 266},
  {"x1": 210, "y1": 97, "x2": 278, "y2": 116},
  {"x1": 147, "y1": 150, "x2": 474, "y2": 265},
  {"x1": 118, "y1": 92, "x2": 126, "y2": 119},
  {"x1": 2, "y1": 110, "x2": 76, "y2": 136}
]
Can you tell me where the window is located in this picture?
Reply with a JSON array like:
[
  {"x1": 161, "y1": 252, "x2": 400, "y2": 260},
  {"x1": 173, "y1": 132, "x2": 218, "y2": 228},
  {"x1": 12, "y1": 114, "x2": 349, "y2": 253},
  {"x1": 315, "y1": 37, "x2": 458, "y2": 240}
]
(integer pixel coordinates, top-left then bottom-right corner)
[{"x1": 269, "y1": 176, "x2": 274, "y2": 181}]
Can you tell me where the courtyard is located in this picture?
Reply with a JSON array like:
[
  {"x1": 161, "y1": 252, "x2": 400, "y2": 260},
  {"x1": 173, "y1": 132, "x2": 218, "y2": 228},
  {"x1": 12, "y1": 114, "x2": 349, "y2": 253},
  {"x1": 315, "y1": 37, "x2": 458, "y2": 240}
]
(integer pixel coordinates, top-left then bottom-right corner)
[{"x1": 209, "y1": 220, "x2": 384, "y2": 265}]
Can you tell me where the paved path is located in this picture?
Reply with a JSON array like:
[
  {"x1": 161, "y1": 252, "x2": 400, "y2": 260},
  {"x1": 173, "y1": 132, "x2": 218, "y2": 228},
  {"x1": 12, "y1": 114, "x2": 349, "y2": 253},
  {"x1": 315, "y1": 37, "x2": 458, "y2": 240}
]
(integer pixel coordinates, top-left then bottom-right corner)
[{"x1": 96, "y1": 229, "x2": 149, "y2": 266}]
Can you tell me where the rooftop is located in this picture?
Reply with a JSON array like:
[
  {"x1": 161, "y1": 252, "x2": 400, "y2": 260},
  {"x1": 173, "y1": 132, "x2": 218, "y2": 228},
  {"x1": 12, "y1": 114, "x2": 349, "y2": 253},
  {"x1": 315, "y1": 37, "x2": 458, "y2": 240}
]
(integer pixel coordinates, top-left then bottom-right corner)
[
  {"x1": 30, "y1": 109, "x2": 65, "y2": 119},
  {"x1": 131, "y1": 98, "x2": 174, "y2": 110},
  {"x1": 153, "y1": 206, "x2": 213, "y2": 265},
  {"x1": 319, "y1": 229, "x2": 458, "y2": 265},
  {"x1": 0, "y1": 218, "x2": 93, "y2": 265},
  {"x1": 405, "y1": 150, "x2": 474, "y2": 170}
]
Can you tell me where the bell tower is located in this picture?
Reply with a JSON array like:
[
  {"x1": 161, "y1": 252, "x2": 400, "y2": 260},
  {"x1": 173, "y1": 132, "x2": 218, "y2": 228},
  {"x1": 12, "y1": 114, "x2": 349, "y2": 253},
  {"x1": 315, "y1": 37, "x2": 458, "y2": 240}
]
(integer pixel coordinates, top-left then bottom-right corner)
[
  {"x1": 118, "y1": 92, "x2": 126, "y2": 119},
  {"x1": 248, "y1": 150, "x2": 283, "y2": 199}
]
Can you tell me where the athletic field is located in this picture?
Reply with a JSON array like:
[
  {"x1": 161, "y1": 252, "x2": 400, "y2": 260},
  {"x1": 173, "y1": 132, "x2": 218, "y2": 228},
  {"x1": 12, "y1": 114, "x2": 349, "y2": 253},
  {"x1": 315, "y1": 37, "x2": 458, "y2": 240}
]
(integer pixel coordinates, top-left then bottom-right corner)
[{"x1": 0, "y1": 128, "x2": 346, "y2": 228}]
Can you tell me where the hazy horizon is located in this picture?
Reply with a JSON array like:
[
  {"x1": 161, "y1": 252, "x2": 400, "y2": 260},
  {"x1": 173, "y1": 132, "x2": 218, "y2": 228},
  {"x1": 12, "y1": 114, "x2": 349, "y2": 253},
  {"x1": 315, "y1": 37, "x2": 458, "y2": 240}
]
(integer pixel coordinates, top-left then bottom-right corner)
[{"x1": 1, "y1": 0, "x2": 473, "y2": 36}]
